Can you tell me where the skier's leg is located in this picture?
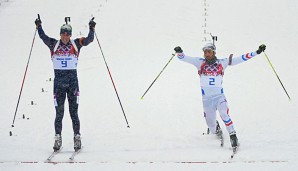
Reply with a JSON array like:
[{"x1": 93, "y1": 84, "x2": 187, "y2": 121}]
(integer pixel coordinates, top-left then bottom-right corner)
[
  {"x1": 54, "y1": 81, "x2": 67, "y2": 135},
  {"x1": 217, "y1": 95, "x2": 235, "y2": 134},
  {"x1": 68, "y1": 81, "x2": 80, "y2": 135},
  {"x1": 68, "y1": 80, "x2": 81, "y2": 151},
  {"x1": 203, "y1": 98, "x2": 217, "y2": 134},
  {"x1": 218, "y1": 95, "x2": 239, "y2": 147}
]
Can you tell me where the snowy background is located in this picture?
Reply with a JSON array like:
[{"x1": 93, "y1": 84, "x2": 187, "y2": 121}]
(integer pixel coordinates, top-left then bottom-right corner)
[{"x1": 0, "y1": 0, "x2": 298, "y2": 170}]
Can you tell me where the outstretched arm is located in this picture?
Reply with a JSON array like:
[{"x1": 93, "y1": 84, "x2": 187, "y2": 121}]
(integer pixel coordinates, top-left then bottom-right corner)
[
  {"x1": 174, "y1": 46, "x2": 204, "y2": 70},
  {"x1": 35, "y1": 16, "x2": 57, "y2": 50},
  {"x1": 37, "y1": 26, "x2": 58, "y2": 50},
  {"x1": 229, "y1": 51, "x2": 258, "y2": 66},
  {"x1": 75, "y1": 30, "x2": 94, "y2": 48},
  {"x1": 229, "y1": 44, "x2": 266, "y2": 66},
  {"x1": 74, "y1": 19, "x2": 96, "y2": 49}
]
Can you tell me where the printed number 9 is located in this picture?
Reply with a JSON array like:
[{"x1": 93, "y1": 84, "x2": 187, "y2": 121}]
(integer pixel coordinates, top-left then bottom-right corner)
[
  {"x1": 61, "y1": 61, "x2": 67, "y2": 67},
  {"x1": 209, "y1": 78, "x2": 215, "y2": 85}
]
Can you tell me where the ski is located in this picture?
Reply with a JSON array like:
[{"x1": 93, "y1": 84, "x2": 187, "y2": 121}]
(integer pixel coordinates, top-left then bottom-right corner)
[
  {"x1": 46, "y1": 147, "x2": 63, "y2": 161},
  {"x1": 69, "y1": 148, "x2": 82, "y2": 160}
]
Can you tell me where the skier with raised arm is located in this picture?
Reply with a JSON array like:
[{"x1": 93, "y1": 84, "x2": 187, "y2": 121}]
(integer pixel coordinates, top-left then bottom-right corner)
[
  {"x1": 174, "y1": 43, "x2": 266, "y2": 150},
  {"x1": 35, "y1": 16, "x2": 96, "y2": 152}
]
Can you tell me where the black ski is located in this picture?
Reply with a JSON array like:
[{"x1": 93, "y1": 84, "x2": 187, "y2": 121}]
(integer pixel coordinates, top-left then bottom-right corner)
[{"x1": 215, "y1": 121, "x2": 224, "y2": 147}]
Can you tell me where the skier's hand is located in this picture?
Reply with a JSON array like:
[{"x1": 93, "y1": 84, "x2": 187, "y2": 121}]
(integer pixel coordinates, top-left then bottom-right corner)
[
  {"x1": 256, "y1": 44, "x2": 266, "y2": 54},
  {"x1": 89, "y1": 19, "x2": 96, "y2": 31},
  {"x1": 174, "y1": 46, "x2": 183, "y2": 53},
  {"x1": 35, "y1": 18, "x2": 42, "y2": 28}
]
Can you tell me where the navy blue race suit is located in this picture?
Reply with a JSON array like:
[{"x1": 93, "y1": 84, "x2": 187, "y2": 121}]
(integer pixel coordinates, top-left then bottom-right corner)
[{"x1": 37, "y1": 25, "x2": 94, "y2": 135}]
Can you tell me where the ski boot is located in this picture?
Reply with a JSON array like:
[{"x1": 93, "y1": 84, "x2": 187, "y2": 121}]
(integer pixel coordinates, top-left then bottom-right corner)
[
  {"x1": 215, "y1": 120, "x2": 224, "y2": 146},
  {"x1": 230, "y1": 132, "x2": 239, "y2": 157},
  {"x1": 74, "y1": 134, "x2": 81, "y2": 152},
  {"x1": 229, "y1": 132, "x2": 239, "y2": 147},
  {"x1": 53, "y1": 134, "x2": 62, "y2": 152}
]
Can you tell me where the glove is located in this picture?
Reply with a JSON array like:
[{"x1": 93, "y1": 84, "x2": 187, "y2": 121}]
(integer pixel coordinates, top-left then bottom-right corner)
[
  {"x1": 89, "y1": 20, "x2": 96, "y2": 30},
  {"x1": 256, "y1": 44, "x2": 266, "y2": 54},
  {"x1": 35, "y1": 18, "x2": 42, "y2": 28},
  {"x1": 174, "y1": 46, "x2": 183, "y2": 53}
]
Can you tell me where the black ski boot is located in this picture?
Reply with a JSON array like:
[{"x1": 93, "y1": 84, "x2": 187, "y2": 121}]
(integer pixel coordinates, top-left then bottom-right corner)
[
  {"x1": 53, "y1": 134, "x2": 62, "y2": 152},
  {"x1": 215, "y1": 120, "x2": 223, "y2": 137},
  {"x1": 230, "y1": 132, "x2": 239, "y2": 158},
  {"x1": 215, "y1": 120, "x2": 224, "y2": 146},
  {"x1": 74, "y1": 134, "x2": 81, "y2": 152},
  {"x1": 229, "y1": 132, "x2": 239, "y2": 148}
]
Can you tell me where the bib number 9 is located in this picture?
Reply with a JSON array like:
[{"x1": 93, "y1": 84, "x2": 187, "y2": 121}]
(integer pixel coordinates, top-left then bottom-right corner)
[{"x1": 61, "y1": 61, "x2": 68, "y2": 67}]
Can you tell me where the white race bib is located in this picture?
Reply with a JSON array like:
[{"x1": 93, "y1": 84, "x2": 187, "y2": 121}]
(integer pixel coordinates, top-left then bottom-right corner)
[
  {"x1": 52, "y1": 54, "x2": 78, "y2": 69},
  {"x1": 200, "y1": 75, "x2": 223, "y2": 87}
]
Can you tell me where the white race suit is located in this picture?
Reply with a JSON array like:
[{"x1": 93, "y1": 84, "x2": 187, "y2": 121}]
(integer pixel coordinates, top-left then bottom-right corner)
[{"x1": 177, "y1": 51, "x2": 259, "y2": 134}]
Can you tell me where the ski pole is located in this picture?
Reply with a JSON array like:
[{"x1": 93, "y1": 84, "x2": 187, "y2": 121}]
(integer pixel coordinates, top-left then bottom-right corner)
[
  {"x1": 94, "y1": 28, "x2": 130, "y2": 128},
  {"x1": 264, "y1": 52, "x2": 291, "y2": 101},
  {"x1": 11, "y1": 15, "x2": 39, "y2": 133},
  {"x1": 141, "y1": 53, "x2": 176, "y2": 100}
]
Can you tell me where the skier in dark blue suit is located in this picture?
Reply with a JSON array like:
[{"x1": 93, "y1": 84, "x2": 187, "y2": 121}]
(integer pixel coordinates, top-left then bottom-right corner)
[{"x1": 35, "y1": 17, "x2": 96, "y2": 152}]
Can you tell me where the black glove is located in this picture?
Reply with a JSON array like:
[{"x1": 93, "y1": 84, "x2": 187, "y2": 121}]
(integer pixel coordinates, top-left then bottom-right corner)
[
  {"x1": 174, "y1": 46, "x2": 183, "y2": 53},
  {"x1": 256, "y1": 44, "x2": 266, "y2": 54},
  {"x1": 35, "y1": 18, "x2": 42, "y2": 28},
  {"x1": 89, "y1": 20, "x2": 96, "y2": 30}
]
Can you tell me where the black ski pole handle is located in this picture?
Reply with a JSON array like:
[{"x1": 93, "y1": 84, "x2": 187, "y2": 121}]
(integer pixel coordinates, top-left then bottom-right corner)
[
  {"x1": 210, "y1": 33, "x2": 217, "y2": 41},
  {"x1": 38, "y1": 14, "x2": 40, "y2": 20},
  {"x1": 65, "y1": 17, "x2": 71, "y2": 24},
  {"x1": 91, "y1": 17, "x2": 95, "y2": 21},
  {"x1": 210, "y1": 33, "x2": 217, "y2": 45}
]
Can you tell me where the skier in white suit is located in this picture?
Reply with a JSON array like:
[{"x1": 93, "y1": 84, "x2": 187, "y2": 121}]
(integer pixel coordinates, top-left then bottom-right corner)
[{"x1": 174, "y1": 43, "x2": 266, "y2": 148}]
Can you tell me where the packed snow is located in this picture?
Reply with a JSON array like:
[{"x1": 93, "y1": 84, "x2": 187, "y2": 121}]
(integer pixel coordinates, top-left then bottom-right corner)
[{"x1": 0, "y1": 0, "x2": 298, "y2": 170}]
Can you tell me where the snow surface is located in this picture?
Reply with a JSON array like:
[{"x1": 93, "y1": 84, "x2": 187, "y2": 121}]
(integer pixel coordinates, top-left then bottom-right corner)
[{"x1": 1, "y1": 0, "x2": 298, "y2": 170}]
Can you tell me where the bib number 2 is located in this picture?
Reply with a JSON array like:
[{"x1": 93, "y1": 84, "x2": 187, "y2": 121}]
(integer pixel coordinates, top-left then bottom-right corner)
[{"x1": 209, "y1": 78, "x2": 215, "y2": 85}]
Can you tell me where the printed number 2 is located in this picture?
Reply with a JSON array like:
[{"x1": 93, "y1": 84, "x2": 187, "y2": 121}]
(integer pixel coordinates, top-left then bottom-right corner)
[
  {"x1": 61, "y1": 61, "x2": 67, "y2": 67},
  {"x1": 209, "y1": 78, "x2": 215, "y2": 85}
]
